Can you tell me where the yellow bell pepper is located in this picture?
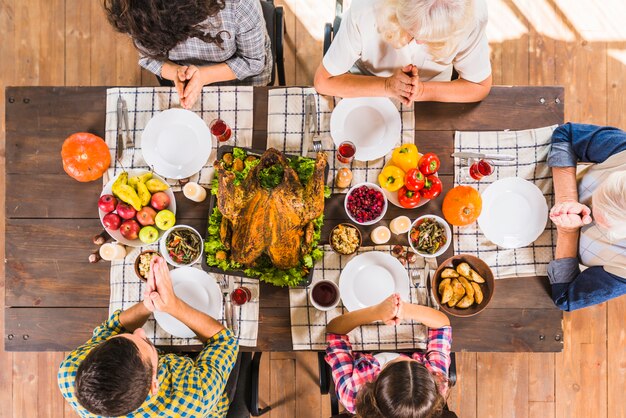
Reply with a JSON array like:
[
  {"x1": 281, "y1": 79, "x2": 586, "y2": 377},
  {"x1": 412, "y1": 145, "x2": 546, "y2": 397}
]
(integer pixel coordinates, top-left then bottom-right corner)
[
  {"x1": 378, "y1": 165, "x2": 405, "y2": 192},
  {"x1": 391, "y1": 144, "x2": 419, "y2": 172}
]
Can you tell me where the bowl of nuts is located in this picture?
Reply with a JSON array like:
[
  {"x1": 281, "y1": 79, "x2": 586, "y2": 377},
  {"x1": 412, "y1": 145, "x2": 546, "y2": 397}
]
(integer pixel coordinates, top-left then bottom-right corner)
[{"x1": 134, "y1": 250, "x2": 162, "y2": 280}]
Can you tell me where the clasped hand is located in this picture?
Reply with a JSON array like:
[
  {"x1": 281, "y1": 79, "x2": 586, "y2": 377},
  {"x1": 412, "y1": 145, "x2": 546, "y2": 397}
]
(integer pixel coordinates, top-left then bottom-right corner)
[
  {"x1": 549, "y1": 200, "x2": 593, "y2": 233},
  {"x1": 143, "y1": 255, "x2": 179, "y2": 314},
  {"x1": 384, "y1": 64, "x2": 423, "y2": 106},
  {"x1": 374, "y1": 293, "x2": 403, "y2": 326},
  {"x1": 174, "y1": 65, "x2": 204, "y2": 110}
]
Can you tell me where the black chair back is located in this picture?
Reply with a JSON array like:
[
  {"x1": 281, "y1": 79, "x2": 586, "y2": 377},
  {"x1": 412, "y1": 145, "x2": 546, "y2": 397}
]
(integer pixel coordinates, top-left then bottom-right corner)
[{"x1": 260, "y1": 0, "x2": 286, "y2": 86}]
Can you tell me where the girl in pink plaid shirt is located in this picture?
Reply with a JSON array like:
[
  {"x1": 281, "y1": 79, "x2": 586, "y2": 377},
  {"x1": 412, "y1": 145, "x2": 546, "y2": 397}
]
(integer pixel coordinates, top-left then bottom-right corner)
[{"x1": 325, "y1": 294, "x2": 452, "y2": 417}]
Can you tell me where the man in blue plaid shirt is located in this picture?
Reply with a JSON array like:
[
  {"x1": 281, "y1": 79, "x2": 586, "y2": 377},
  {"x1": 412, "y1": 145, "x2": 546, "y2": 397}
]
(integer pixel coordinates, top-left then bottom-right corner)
[{"x1": 58, "y1": 256, "x2": 238, "y2": 417}]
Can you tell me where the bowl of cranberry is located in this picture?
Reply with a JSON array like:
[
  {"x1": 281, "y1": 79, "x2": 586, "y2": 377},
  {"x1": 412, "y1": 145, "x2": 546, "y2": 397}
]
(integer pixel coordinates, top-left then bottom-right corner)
[{"x1": 344, "y1": 182, "x2": 388, "y2": 225}]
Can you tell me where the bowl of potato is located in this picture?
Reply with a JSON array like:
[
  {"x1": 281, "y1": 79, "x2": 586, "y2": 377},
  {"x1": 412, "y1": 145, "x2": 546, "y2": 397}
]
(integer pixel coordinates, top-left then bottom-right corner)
[{"x1": 431, "y1": 254, "x2": 495, "y2": 317}]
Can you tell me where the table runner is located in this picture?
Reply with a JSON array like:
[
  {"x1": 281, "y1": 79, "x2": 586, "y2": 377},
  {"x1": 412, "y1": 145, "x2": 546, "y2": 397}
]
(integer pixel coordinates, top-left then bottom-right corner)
[
  {"x1": 267, "y1": 87, "x2": 415, "y2": 193},
  {"x1": 290, "y1": 245, "x2": 436, "y2": 351},
  {"x1": 108, "y1": 245, "x2": 260, "y2": 347},
  {"x1": 453, "y1": 125, "x2": 558, "y2": 278},
  {"x1": 104, "y1": 86, "x2": 253, "y2": 190},
  {"x1": 104, "y1": 87, "x2": 259, "y2": 346}
]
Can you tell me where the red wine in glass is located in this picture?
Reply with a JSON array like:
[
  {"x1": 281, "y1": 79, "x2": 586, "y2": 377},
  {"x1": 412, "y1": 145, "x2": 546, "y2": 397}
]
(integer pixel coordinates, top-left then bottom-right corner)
[
  {"x1": 231, "y1": 287, "x2": 252, "y2": 306},
  {"x1": 337, "y1": 141, "x2": 356, "y2": 164},
  {"x1": 311, "y1": 281, "x2": 339, "y2": 308},
  {"x1": 210, "y1": 119, "x2": 232, "y2": 142},
  {"x1": 469, "y1": 159, "x2": 494, "y2": 180}
]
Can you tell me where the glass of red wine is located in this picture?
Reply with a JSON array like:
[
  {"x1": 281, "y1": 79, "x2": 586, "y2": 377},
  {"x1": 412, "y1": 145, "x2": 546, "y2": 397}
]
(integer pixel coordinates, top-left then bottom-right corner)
[
  {"x1": 210, "y1": 118, "x2": 232, "y2": 143},
  {"x1": 231, "y1": 286, "x2": 252, "y2": 306},
  {"x1": 309, "y1": 280, "x2": 340, "y2": 311},
  {"x1": 469, "y1": 159, "x2": 494, "y2": 180},
  {"x1": 337, "y1": 141, "x2": 356, "y2": 164}
]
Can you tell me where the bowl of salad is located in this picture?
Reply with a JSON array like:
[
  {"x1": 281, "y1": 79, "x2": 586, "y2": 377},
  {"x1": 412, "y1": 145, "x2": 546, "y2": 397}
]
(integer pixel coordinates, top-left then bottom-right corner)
[
  {"x1": 160, "y1": 225, "x2": 204, "y2": 267},
  {"x1": 408, "y1": 215, "x2": 451, "y2": 258}
]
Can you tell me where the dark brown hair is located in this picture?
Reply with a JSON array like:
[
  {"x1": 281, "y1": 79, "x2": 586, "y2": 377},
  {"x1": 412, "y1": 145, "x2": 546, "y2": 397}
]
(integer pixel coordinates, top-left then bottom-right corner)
[
  {"x1": 75, "y1": 337, "x2": 154, "y2": 416},
  {"x1": 103, "y1": 0, "x2": 228, "y2": 60},
  {"x1": 355, "y1": 361, "x2": 446, "y2": 418}
]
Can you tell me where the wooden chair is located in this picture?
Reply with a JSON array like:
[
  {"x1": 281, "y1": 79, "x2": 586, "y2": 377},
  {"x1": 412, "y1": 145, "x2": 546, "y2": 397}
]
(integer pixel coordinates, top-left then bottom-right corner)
[
  {"x1": 226, "y1": 352, "x2": 272, "y2": 418},
  {"x1": 260, "y1": 0, "x2": 286, "y2": 86},
  {"x1": 323, "y1": 0, "x2": 344, "y2": 55},
  {"x1": 318, "y1": 351, "x2": 458, "y2": 418}
]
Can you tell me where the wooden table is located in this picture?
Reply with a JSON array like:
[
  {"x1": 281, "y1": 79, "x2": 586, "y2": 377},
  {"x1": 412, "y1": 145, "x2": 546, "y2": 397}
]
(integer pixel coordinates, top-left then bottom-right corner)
[{"x1": 4, "y1": 86, "x2": 564, "y2": 352}]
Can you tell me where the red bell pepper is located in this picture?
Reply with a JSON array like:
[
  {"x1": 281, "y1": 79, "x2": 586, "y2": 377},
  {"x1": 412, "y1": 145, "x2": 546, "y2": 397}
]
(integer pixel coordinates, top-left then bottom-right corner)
[
  {"x1": 404, "y1": 168, "x2": 425, "y2": 191},
  {"x1": 398, "y1": 186, "x2": 421, "y2": 208},
  {"x1": 420, "y1": 175, "x2": 442, "y2": 199},
  {"x1": 418, "y1": 153, "x2": 440, "y2": 176}
]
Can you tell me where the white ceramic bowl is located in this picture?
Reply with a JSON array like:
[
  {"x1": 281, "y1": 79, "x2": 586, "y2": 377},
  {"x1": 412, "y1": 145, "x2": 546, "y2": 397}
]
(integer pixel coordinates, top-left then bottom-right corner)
[
  {"x1": 344, "y1": 182, "x2": 388, "y2": 226},
  {"x1": 408, "y1": 215, "x2": 452, "y2": 258},
  {"x1": 159, "y1": 225, "x2": 204, "y2": 267}
]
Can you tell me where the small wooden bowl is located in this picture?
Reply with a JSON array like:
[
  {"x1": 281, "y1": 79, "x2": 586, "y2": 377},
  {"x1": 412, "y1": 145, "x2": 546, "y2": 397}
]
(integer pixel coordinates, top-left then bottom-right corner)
[
  {"x1": 329, "y1": 223, "x2": 362, "y2": 256},
  {"x1": 134, "y1": 250, "x2": 162, "y2": 281},
  {"x1": 431, "y1": 254, "x2": 495, "y2": 317}
]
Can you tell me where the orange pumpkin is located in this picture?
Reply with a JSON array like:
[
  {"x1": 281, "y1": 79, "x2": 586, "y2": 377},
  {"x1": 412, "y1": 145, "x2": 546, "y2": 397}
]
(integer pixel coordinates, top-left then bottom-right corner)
[
  {"x1": 442, "y1": 185, "x2": 482, "y2": 226},
  {"x1": 61, "y1": 132, "x2": 111, "y2": 182}
]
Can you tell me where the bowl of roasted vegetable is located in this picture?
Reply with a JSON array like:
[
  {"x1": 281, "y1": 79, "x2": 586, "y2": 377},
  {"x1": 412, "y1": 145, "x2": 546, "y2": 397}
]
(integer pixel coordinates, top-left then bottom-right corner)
[
  {"x1": 408, "y1": 215, "x2": 451, "y2": 258},
  {"x1": 160, "y1": 225, "x2": 204, "y2": 267},
  {"x1": 431, "y1": 254, "x2": 495, "y2": 317}
]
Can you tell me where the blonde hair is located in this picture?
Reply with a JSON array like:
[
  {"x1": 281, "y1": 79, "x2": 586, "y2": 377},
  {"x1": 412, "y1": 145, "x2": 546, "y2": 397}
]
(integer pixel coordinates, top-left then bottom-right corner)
[
  {"x1": 592, "y1": 171, "x2": 626, "y2": 241},
  {"x1": 376, "y1": 0, "x2": 475, "y2": 60}
]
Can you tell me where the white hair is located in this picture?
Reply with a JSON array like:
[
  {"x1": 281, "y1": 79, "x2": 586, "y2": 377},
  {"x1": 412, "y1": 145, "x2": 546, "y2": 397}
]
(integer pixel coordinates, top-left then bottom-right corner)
[
  {"x1": 592, "y1": 171, "x2": 626, "y2": 241},
  {"x1": 376, "y1": 0, "x2": 475, "y2": 60}
]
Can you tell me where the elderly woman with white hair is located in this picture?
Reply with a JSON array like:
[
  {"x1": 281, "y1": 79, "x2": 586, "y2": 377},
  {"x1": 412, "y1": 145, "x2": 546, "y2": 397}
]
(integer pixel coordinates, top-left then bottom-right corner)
[
  {"x1": 314, "y1": 0, "x2": 492, "y2": 104},
  {"x1": 548, "y1": 123, "x2": 626, "y2": 311}
]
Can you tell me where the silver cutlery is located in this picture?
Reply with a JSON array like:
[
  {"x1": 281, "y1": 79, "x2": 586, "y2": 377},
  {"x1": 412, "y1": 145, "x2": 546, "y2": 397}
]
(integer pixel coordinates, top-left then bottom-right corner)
[
  {"x1": 423, "y1": 261, "x2": 439, "y2": 309},
  {"x1": 116, "y1": 96, "x2": 125, "y2": 160},
  {"x1": 304, "y1": 94, "x2": 322, "y2": 154},
  {"x1": 451, "y1": 151, "x2": 515, "y2": 161},
  {"x1": 218, "y1": 276, "x2": 234, "y2": 331},
  {"x1": 121, "y1": 97, "x2": 133, "y2": 148}
]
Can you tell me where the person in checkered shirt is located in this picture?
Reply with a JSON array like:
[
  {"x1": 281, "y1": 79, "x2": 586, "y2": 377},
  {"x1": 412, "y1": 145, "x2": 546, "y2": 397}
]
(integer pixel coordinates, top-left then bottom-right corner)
[
  {"x1": 325, "y1": 294, "x2": 452, "y2": 417},
  {"x1": 103, "y1": 0, "x2": 272, "y2": 109},
  {"x1": 58, "y1": 256, "x2": 238, "y2": 417}
]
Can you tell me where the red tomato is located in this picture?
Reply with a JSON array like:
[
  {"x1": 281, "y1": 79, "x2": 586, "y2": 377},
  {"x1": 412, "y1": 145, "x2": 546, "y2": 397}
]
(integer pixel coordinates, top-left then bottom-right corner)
[
  {"x1": 398, "y1": 186, "x2": 421, "y2": 208},
  {"x1": 420, "y1": 175, "x2": 442, "y2": 199},
  {"x1": 418, "y1": 153, "x2": 440, "y2": 175},
  {"x1": 404, "y1": 168, "x2": 425, "y2": 191}
]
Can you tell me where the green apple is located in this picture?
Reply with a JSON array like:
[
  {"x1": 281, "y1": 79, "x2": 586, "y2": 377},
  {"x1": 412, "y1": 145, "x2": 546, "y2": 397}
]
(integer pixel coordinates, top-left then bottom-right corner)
[
  {"x1": 138, "y1": 226, "x2": 159, "y2": 244},
  {"x1": 155, "y1": 209, "x2": 176, "y2": 231}
]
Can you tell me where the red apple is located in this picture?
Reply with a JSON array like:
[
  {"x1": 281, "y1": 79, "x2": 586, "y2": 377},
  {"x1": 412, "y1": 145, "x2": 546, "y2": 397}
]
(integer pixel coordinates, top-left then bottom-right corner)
[
  {"x1": 136, "y1": 206, "x2": 157, "y2": 226},
  {"x1": 150, "y1": 192, "x2": 170, "y2": 211},
  {"x1": 98, "y1": 194, "x2": 118, "y2": 213},
  {"x1": 102, "y1": 212, "x2": 121, "y2": 230},
  {"x1": 119, "y1": 219, "x2": 141, "y2": 240},
  {"x1": 116, "y1": 202, "x2": 137, "y2": 220}
]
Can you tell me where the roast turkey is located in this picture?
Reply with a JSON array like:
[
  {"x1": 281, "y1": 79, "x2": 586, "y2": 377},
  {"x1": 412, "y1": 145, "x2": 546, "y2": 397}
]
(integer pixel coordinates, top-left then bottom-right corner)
[{"x1": 214, "y1": 148, "x2": 327, "y2": 269}]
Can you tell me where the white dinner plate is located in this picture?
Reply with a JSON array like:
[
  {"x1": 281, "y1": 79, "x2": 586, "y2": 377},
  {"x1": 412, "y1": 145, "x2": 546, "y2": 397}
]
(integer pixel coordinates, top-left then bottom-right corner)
[
  {"x1": 141, "y1": 108, "x2": 214, "y2": 179},
  {"x1": 153, "y1": 267, "x2": 222, "y2": 339},
  {"x1": 477, "y1": 177, "x2": 548, "y2": 249},
  {"x1": 99, "y1": 170, "x2": 176, "y2": 247},
  {"x1": 339, "y1": 252, "x2": 410, "y2": 312},
  {"x1": 330, "y1": 97, "x2": 401, "y2": 161}
]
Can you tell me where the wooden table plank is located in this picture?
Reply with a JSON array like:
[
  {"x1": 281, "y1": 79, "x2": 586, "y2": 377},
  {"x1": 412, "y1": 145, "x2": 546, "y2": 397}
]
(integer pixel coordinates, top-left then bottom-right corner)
[{"x1": 414, "y1": 86, "x2": 564, "y2": 131}]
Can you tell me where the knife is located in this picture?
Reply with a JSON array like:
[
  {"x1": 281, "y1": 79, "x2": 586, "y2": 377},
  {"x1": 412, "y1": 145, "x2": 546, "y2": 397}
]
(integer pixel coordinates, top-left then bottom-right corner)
[
  {"x1": 424, "y1": 261, "x2": 439, "y2": 309},
  {"x1": 303, "y1": 94, "x2": 316, "y2": 156},
  {"x1": 116, "y1": 96, "x2": 125, "y2": 160},
  {"x1": 120, "y1": 97, "x2": 133, "y2": 148},
  {"x1": 451, "y1": 151, "x2": 515, "y2": 161}
]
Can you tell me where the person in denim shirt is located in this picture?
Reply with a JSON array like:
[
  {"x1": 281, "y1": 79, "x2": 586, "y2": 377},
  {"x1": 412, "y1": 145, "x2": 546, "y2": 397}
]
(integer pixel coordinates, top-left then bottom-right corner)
[{"x1": 547, "y1": 123, "x2": 626, "y2": 311}]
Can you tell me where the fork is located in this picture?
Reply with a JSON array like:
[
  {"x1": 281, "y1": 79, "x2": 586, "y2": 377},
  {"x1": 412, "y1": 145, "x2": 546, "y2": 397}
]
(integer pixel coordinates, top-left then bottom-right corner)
[
  {"x1": 312, "y1": 135, "x2": 322, "y2": 152},
  {"x1": 218, "y1": 276, "x2": 233, "y2": 330}
]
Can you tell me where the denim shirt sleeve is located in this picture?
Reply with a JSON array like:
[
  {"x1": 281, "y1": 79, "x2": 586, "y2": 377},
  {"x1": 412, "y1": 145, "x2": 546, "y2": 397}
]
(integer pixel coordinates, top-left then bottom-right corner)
[
  {"x1": 548, "y1": 261, "x2": 626, "y2": 311},
  {"x1": 548, "y1": 123, "x2": 626, "y2": 167}
]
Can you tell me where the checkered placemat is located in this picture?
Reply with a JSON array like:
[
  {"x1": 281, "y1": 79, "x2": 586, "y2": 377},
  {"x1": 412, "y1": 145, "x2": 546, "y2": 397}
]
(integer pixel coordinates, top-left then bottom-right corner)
[
  {"x1": 267, "y1": 88, "x2": 415, "y2": 193},
  {"x1": 453, "y1": 125, "x2": 558, "y2": 278},
  {"x1": 108, "y1": 245, "x2": 259, "y2": 347},
  {"x1": 104, "y1": 86, "x2": 254, "y2": 190},
  {"x1": 290, "y1": 245, "x2": 436, "y2": 351}
]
